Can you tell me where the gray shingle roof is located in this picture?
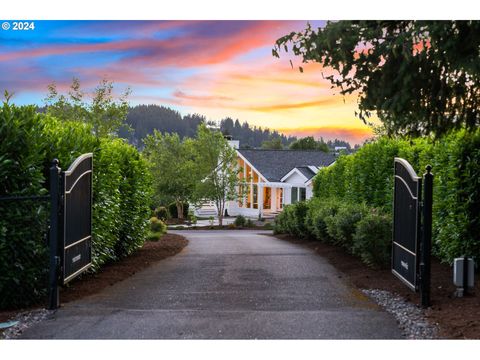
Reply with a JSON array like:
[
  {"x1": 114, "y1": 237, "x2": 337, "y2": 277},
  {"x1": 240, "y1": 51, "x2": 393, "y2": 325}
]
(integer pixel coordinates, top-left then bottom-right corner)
[
  {"x1": 237, "y1": 149, "x2": 336, "y2": 182},
  {"x1": 295, "y1": 166, "x2": 317, "y2": 181}
]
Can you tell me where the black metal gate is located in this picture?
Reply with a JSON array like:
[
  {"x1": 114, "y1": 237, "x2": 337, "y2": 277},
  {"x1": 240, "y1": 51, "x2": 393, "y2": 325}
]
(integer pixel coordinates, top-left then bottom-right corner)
[
  {"x1": 61, "y1": 153, "x2": 93, "y2": 283},
  {"x1": 392, "y1": 157, "x2": 433, "y2": 307},
  {"x1": 49, "y1": 153, "x2": 93, "y2": 309},
  {"x1": 392, "y1": 158, "x2": 422, "y2": 290}
]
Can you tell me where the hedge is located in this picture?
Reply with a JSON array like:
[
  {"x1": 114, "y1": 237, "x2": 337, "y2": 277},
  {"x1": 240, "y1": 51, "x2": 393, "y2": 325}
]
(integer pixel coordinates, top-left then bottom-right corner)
[
  {"x1": 0, "y1": 103, "x2": 152, "y2": 309},
  {"x1": 313, "y1": 130, "x2": 480, "y2": 264},
  {"x1": 274, "y1": 199, "x2": 392, "y2": 268}
]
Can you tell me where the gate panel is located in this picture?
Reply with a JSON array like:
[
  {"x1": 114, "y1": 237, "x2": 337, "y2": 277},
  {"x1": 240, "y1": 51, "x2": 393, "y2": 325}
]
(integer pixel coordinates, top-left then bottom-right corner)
[
  {"x1": 62, "y1": 153, "x2": 93, "y2": 283},
  {"x1": 392, "y1": 158, "x2": 421, "y2": 291}
]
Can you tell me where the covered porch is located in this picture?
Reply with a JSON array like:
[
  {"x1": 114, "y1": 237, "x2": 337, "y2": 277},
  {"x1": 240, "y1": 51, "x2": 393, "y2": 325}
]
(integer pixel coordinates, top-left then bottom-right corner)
[{"x1": 233, "y1": 182, "x2": 292, "y2": 219}]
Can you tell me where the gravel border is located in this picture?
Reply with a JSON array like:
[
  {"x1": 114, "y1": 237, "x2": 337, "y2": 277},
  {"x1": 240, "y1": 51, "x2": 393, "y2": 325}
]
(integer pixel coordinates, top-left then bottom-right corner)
[
  {"x1": 1, "y1": 309, "x2": 54, "y2": 339},
  {"x1": 362, "y1": 289, "x2": 439, "y2": 339}
]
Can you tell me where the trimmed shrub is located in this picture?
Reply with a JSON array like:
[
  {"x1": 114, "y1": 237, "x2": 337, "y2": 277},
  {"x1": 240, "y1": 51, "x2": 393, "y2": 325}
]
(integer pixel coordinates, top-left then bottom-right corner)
[
  {"x1": 168, "y1": 201, "x2": 189, "y2": 219},
  {"x1": 325, "y1": 202, "x2": 368, "y2": 252},
  {"x1": 146, "y1": 232, "x2": 164, "y2": 242},
  {"x1": 246, "y1": 219, "x2": 254, "y2": 227},
  {"x1": 154, "y1": 206, "x2": 170, "y2": 221},
  {"x1": 353, "y1": 211, "x2": 393, "y2": 268},
  {"x1": 0, "y1": 104, "x2": 49, "y2": 309},
  {"x1": 305, "y1": 198, "x2": 341, "y2": 243},
  {"x1": 234, "y1": 215, "x2": 247, "y2": 227},
  {"x1": 273, "y1": 201, "x2": 309, "y2": 238},
  {"x1": 149, "y1": 217, "x2": 167, "y2": 234}
]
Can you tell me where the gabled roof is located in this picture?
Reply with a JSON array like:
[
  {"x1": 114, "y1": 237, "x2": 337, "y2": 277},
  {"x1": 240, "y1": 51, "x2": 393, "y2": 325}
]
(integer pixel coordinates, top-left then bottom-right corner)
[
  {"x1": 237, "y1": 149, "x2": 336, "y2": 182},
  {"x1": 296, "y1": 166, "x2": 317, "y2": 180}
]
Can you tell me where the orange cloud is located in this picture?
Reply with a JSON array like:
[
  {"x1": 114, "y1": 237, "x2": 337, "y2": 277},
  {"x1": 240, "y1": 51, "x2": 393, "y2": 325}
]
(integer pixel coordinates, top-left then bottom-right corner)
[
  {"x1": 278, "y1": 126, "x2": 374, "y2": 145},
  {"x1": 250, "y1": 98, "x2": 337, "y2": 112},
  {"x1": 173, "y1": 90, "x2": 233, "y2": 102}
]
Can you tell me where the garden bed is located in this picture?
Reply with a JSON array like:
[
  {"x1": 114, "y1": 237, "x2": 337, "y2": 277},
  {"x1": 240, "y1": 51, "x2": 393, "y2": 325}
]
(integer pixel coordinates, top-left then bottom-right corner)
[
  {"x1": 275, "y1": 234, "x2": 480, "y2": 339},
  {"x1": 0, "y1": 233, "x2": 188, "y2": 326}
]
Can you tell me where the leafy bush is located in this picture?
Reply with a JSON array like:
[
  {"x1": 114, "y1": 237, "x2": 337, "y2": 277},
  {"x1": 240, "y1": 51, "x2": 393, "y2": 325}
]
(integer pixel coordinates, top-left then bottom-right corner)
[
  {"x1": 274, "y1": 201, "x2": 309, "y2": 238},
  {"x1": 353, "y1": 211, "x2": 393, "y2": 268},
  {"x1": 246, "y1": 219, "x2": 254, "y2": 227},
  {"x1": 154, "y1": 206, "x2": 170, "y2": 221},
  {"x1": 168, "y1": 201, "x2": 189, "y2": 219},
  {"x1": 146, "y1": 231, "x2": 164, "y2": 242},
  {"x1": 325, "y1": 202, "x2": 368, "y2": 252},
  {"x1": 305, "y1": 198, "x2": 341, "y2": 243},
  {"x1": 0, "y1": 104, "x2": 49, "y2": 309},
  {"x1": 149, "y1": 217, "x2": 167, "y2": 234},
  {"x1": 234, "y1": 215, "x2": 247, "y2": 227}
]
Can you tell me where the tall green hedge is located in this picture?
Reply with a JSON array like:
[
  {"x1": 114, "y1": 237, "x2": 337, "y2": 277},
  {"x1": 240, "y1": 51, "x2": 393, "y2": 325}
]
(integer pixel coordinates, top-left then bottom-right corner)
[
  {"x1": 313, "y1": 130, "x2": 480, "y2": 264},
  {"x1": 0, "y1": 103, "x2": 152, "y2": 309}
]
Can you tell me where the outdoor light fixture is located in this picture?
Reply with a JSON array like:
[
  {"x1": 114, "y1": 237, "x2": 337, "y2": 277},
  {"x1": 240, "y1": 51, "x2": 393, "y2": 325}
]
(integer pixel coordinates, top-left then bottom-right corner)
[{"x1": 453, "y1": 257, "x2": 475, "y2": 297}]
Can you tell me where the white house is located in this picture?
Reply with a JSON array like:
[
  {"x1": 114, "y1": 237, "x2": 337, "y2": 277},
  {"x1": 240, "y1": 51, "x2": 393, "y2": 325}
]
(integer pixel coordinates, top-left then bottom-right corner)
[{"x1": 226, "y1": 145, "x2": 336, "y2": 218}]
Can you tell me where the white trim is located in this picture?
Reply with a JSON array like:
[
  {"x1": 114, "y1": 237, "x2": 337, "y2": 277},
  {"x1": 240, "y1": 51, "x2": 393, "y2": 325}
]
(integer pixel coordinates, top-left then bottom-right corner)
[
  {"x1": 264, "y1": 181, "x2": 292, "y2": 188},
  {"x1": 236, "y1": 150, "x2": 268, "y2": 182},
  {"x1": 64, "y1": 153, "x2": 93, "y2": 175},
  {"x1": 394, "y1": 157, "x2": 421, "y2": 180},
  {"x1": 308, "y1": 165, "x2": 319, "y2": 174},
  {"x1": 280, "y1": 167, "x2": 309, "y2": 183}
]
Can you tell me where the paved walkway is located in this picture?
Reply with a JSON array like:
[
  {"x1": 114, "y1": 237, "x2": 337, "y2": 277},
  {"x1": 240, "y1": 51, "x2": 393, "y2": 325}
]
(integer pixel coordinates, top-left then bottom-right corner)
[{"x1": 20, "y1": 230, "x2": 402, "y2": 339}]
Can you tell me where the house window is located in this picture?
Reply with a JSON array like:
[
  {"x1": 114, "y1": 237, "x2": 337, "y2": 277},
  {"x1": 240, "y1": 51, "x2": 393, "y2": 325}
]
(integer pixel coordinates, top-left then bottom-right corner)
[
  {"x1": 291, "y1": 187, "x2": 306, "y2": 203},
  {"x1": 253, "y1": 184, "x2": 258, "y2": 209},
  {"x1": 291, "y1": 187, "x2": 298, "y2": 204},
  {"x1": 299, "y1": 187, "x2": 306, "y2": 201}
]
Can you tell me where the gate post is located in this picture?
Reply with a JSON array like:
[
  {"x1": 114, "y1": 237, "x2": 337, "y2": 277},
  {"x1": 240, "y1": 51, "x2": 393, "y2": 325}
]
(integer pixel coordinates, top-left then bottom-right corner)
[
  {"x1": 420, "y1": 165, "x2": 433, "y2": 308},
  {"x1": 48, "y1": 159, "x2": 61, "y2": 310}
]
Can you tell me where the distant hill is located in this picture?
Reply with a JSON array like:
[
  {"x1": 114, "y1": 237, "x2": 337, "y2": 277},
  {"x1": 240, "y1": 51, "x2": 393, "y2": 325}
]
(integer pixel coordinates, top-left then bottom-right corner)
[{"x1": 119, "y1": 104, "x2": 298, "y2": 148}]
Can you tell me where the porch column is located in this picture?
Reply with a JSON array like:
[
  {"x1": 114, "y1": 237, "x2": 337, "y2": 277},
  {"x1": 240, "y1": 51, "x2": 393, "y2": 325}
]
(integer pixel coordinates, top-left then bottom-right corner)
[
  {"x1": 284, "y1": 186, "x2": 292, "y2": 205},
  {"x1": 258, "y1": 183, "x2": 264, "y2": 218},
  {"x1": 243, "y1": 165, "x2": 247, "y2": 208},
  {"x1": 271, "y1": 187, "x2": 277, "y2": 212}
]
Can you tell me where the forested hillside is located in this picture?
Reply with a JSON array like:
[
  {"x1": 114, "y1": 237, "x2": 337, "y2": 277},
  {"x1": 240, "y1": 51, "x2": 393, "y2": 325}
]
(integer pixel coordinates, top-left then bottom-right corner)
[{"x1": 120, "y1": 104, "x2": 297, "y2": 148}]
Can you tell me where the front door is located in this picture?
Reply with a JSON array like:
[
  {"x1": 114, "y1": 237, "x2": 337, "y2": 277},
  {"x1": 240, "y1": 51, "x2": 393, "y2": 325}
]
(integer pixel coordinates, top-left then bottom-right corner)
[{"x1": 276, "y1": 188, "x2": 283, "y2": 210}]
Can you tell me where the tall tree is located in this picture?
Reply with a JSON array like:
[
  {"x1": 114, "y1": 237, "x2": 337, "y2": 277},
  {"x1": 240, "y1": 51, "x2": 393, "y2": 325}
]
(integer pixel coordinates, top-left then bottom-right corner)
[
  {"x1": 193, "y1": 124, "x2": 240, "y2": 226},
  {"x1": 274, "y1": 21, "x2": 480, "y2": 137},
  {"x1": 45, "y1": 77, "x2": 130, "y2": 138},
  {"x1": 261, "y1": 138, "x2": 284, "y2": 149},
  {"x1": 143, "y1": 131, "x2": 197, "y2": 220},
  {"x1": 289, "y1": 136, "x2": 329, "y2": 152}
]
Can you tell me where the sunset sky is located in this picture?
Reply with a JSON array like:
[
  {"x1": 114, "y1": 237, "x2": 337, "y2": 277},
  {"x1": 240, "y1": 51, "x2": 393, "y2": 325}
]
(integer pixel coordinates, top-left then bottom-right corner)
[{"x1": 0, "y1": 20, "x2": 374, "y2": 144}]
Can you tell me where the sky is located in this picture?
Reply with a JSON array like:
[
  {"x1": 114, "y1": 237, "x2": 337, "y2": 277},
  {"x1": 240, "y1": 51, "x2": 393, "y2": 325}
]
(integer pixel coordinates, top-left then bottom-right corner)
[{"x1": 0, "y1": 20, "x2": 374, "y2": 145}]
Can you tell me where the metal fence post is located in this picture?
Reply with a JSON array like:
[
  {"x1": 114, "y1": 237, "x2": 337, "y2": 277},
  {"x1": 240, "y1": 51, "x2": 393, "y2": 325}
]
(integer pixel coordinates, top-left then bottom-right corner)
[
  {"x1": 421, "y1": 165, "x2": 433, "y2": 308},
  {"x1": 48, "y1": 159, "x2": 61, "y2": 310}
]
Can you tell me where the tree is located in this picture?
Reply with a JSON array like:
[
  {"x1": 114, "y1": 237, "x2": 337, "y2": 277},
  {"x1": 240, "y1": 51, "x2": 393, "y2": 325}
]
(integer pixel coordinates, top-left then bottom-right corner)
[
  {"x1": 261, "y1": 138, "x2": 284, "y2": 149},
  {"x1": 193, "y1": 124, "x2": 240, "y2": 226},
  {"x1": 143, "y1": 131, "x2": 197, "y2": 220},
  {"x1": 44, "y1": 77, "x2": 131, "y2": 138},
  {"x1": 274, "y1": 21, "x2": 480, "y2": 138},
  {"x1": 289, "y1": 136, "x2": 329, "y2": 152}
]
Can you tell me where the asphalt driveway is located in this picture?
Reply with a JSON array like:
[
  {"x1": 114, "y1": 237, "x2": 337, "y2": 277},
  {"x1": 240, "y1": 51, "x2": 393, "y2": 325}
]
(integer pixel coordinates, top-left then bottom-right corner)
[{"x1": 20, "y1": 230, "x2": 402, "y2": 339}]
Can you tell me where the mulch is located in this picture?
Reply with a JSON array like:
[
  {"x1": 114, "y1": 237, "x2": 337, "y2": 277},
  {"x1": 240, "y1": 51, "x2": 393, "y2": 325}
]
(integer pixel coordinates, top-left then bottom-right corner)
[
  {"x1": 0, "y1": 233, "x2": 188, "y2": 324},
  {"x1": 274, "y1": 234, "x2": 480, "y2": 339}
]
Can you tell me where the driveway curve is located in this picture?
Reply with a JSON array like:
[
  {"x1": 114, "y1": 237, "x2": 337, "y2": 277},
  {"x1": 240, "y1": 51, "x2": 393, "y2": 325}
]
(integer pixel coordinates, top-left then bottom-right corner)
[{"x1": 20, "y1": 230, "x2": 402, "y2": 339}]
